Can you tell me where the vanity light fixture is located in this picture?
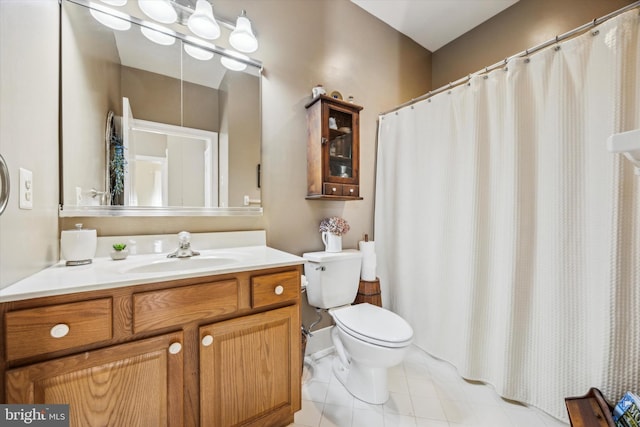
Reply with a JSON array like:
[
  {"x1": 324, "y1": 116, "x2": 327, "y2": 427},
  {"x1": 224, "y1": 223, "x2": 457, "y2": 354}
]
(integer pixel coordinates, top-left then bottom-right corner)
[
  {"x1": 229, "y1": 10, "x2": 258, "y2": 53},
  {"x1": 187, "y1": 0, "x2": 220, "y2": 40},
  {"x1": 90, "y1": 8, "x2": 131, "y2": 31},
  {"x1": 184, "y1": 43, "x2": 214, "y2": 61},
  {"x1": 138, "y1": 0, "x2": 177, "y2": 24},
  {"x1": 100, "y1": 0, "x2": 127, "y2": 5},
  {"x1": 141, "y1": 26, "x2": 175, "y2": 46}
]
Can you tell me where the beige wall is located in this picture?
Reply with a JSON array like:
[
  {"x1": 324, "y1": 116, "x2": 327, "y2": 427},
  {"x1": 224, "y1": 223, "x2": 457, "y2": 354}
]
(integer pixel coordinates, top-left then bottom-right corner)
[
  {"x1": 432, "y1": 0, "x2": 636, "y2": 88},
  {"x1": 0, "y1": 1, "x2": 60, "y2": 288},
  {"x1": 224, "y1": 72, "x2": 261, "y2": 208},
  {"x1": 123, "y1": 67, "x2": 220, "y2": 132}
]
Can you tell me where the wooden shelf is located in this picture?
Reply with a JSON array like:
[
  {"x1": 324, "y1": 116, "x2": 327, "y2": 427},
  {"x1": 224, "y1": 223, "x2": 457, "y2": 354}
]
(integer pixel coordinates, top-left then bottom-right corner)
[{"x1": 305, "y1": 195, "x2": 363, "y2": 201}]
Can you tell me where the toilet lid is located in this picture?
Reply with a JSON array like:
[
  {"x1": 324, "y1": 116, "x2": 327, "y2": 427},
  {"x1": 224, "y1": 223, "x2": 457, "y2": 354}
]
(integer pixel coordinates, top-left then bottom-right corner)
[{"x1": 331, "y1": 303, "x2": 414, "y2": 348}]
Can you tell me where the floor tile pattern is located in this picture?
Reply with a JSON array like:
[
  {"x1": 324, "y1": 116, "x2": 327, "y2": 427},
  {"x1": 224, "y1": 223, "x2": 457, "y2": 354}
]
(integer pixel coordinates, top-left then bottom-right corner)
[{"x1": 290, "y1": 346, "x2": 569, "y2": 427}]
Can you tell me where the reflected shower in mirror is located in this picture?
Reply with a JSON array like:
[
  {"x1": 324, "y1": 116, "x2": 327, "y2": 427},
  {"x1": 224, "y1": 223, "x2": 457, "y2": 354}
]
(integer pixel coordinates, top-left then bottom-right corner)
[{"x1": 60, "y1": 0, "x2": 262, "y2": 216}]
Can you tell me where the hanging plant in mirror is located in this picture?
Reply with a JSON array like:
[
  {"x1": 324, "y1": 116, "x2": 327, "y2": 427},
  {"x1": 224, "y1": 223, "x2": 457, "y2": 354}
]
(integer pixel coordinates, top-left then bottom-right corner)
[{"x1": 110, "y1": 132, "x2": 126, "y2": 205}]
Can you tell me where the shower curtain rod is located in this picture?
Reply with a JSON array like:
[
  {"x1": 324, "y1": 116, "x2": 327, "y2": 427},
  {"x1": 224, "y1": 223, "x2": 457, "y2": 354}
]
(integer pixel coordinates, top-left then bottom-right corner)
[{"x1": 381, "y1": 0, "x2": 640, "y2": 116}]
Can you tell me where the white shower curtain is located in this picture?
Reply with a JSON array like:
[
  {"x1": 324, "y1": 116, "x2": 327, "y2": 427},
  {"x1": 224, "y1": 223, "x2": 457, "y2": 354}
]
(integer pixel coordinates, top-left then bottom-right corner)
[{"x1": 375, "y1": 10, "x2": 640, "y2": 420}]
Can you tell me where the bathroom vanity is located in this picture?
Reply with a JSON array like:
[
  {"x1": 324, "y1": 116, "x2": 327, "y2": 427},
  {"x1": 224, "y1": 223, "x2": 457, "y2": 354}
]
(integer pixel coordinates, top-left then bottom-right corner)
[{"x1": 0, "y1": 232, "x2": 303, "y2": 427}]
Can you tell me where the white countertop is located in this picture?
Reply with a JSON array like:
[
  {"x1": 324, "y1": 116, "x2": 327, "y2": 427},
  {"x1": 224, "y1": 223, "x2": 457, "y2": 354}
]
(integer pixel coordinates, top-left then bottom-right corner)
[{"x1": 0, "y1": 245, "x2": 305, "y2": 303}]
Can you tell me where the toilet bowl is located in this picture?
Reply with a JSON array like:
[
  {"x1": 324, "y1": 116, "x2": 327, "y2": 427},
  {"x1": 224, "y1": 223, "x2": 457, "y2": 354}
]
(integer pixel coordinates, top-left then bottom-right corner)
[
  {"x1": 302, "y1": 250, "x2": 413, "y2": 404},
  {"x1": 329, "y1": 303, "x2": 413, "y2": 404}
]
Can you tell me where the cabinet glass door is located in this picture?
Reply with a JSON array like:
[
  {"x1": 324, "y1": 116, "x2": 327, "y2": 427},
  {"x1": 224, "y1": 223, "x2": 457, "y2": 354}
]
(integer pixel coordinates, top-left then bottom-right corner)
[{"x1": 327, "y1": 108, "x2": 354, "y2": 179}]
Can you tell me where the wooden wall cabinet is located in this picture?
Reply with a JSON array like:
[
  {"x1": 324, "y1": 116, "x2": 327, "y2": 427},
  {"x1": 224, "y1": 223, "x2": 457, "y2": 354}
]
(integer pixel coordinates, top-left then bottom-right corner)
[
  {"x1": 305, "y1": 95, "x2": 363, "y2": 200},
  {"x1": 0, "y1": 265, "x2": 302, "y2": 427}
]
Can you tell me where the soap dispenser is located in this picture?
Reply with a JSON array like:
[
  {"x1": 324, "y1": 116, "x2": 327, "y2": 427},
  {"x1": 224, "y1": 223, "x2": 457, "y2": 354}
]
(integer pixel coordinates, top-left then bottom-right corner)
[{"x1": 61, "y1": 223, "x2": 97, "y2": 266}]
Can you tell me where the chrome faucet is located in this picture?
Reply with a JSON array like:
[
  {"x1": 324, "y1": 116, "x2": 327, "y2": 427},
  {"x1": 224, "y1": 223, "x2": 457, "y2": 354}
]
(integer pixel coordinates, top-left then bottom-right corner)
[{"x1": 167, "y1": 231, "x2": 200, "y2": 258}]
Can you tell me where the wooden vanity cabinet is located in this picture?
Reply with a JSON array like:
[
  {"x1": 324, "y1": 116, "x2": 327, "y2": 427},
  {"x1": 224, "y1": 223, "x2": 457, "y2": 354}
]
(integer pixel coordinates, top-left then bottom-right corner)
[
  {"x1": 305, "y1": 95, "x2": 363, "y2": 200},
  {"x1": 0, "y1": 264, "x2": 303, "y2": 427},
  {"x1": 5, "y1": 332, "x2": 184, "y2": 426}
]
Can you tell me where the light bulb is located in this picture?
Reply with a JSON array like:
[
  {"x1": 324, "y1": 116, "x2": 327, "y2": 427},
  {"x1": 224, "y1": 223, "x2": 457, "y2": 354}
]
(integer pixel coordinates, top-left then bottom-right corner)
[
  {"x1": 184, "y1": 44, "x2": 214, "y2": 61},
  {"x1": 138, "y1": 0, "x2": 177, "y2": 24},
  {"x1": 221, "y1": 54, "x2": 248, "y2": 71},
  {"x1": 90, "y1": 8, "x2": 131, "y2": 31},
  {"x1": 187, "y1": 0, "x2": 220, "y2": 40},
  {"x1": 100, "y1": 0, "x2": 127, "y2": 6},
  {"x1": 141, "y1": 26, "x2": 175, "y2": 46},
  {"x1": 229, "y1": 12, "x2": 258, "y2": 53}
]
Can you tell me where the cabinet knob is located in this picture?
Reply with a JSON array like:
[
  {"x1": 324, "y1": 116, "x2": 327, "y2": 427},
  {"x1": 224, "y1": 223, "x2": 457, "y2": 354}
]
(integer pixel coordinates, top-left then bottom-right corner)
[
  {"x1": 168, "y1": 342, "x2": 182, "y2": 354},
  {"x1": 201, "y1": 335, "x2": 214, "y2": 347},
  {"x1": 50, "y1": 323, "x2": 70, "y2": 339},
  {"x1": 275, "y1": 285, "x2": 284, "y2": 295},
  {"x1": 332, "y1": 187, "x2": 337, "y2": 192},
  {"x1": 349, "y1": 188, "x2": 354, "y2": 193}
]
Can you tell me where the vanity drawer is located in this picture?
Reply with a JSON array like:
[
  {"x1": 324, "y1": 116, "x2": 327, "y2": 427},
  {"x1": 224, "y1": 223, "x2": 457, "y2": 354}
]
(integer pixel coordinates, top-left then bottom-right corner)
[
  {"x1": 133, "y1": 279, "x2": 238, "y2": 333},
  {"x1": 5, "y1": 298, "x2": 113, "y2": 361},
  {"x1": 343, "y1": 185, "x2": 359, "y2": 197},
  {"x1": 251, "y1": 270, "x2": 299, "y2": 309},
  {"x1": 323, "y1": 183, "x2": 343, "y2": 196}
]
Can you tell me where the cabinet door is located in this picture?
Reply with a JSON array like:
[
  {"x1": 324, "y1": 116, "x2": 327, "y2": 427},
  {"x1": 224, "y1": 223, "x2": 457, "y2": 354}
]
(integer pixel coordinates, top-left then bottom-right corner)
[
  {"x1": 5, "y1": 332, "x2": 184, "y2": 427},
  {"x1": 323, "y1": 103, "x2": 359, "y2": 185},
  {"x1": 200, "y1": 305, "x2": 301, "y2": 426}
]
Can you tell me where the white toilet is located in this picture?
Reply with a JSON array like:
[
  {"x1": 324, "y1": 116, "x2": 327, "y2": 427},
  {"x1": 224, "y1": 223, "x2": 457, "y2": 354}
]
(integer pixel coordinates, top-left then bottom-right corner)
[{"x1": 303, "y1": 250, "x2": 414, "y2": 404}]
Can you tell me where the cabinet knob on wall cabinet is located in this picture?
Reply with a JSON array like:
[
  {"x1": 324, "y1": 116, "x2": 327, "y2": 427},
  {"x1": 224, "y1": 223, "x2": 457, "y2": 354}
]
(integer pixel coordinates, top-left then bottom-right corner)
[
  {"x1": 274, "y1": 285, "x2": 284, "y2": 295},
  {"x1": 201, "y1": 335, "x2": 214, "y2": 347},
  {"x1": 50, "y1": 323, "x2": 70, "y2": 339},
  {"x1": 168, "y1": 342, "x2": 182, "y2": 354}
]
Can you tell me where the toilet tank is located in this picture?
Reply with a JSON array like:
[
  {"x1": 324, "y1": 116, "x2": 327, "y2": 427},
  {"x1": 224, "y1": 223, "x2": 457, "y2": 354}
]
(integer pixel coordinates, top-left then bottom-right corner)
[{"x1": 302, "y1": 250, "x2": 362, "y2": 309}]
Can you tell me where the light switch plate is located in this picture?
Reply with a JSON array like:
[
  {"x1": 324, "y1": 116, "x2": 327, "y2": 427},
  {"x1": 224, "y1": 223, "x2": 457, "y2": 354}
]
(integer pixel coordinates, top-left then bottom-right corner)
[{"x1": 19, "y1": 168, "x2": 33, "y2": 210}]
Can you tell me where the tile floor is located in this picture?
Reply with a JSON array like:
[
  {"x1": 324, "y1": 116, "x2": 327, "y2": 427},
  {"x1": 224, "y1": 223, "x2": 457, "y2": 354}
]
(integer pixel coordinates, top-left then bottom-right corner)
[{"x1": 290, "y1": 346, "x2": 570, "y2": 427}]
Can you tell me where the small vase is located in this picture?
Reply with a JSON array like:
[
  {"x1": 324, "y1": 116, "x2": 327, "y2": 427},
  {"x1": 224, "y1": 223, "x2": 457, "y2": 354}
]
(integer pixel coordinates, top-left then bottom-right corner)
[
  {"x1": 322, "y1": 232, "x2": 342, "y2": 253},
  {"x1": 110, "y1": 249, "x2": 128, "y2": 261}
]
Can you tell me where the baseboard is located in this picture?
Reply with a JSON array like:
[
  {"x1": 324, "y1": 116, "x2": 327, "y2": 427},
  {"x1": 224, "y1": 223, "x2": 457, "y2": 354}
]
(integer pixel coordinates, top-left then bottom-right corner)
[{"x1": 305, "y1": 326, "x2": 334, "y2": 358}]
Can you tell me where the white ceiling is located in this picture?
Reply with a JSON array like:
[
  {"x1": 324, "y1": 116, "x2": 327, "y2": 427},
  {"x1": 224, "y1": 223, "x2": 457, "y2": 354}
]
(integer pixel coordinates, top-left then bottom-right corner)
[{"x1": 351, "y1": 0, "x2": 519, "y2": 52}]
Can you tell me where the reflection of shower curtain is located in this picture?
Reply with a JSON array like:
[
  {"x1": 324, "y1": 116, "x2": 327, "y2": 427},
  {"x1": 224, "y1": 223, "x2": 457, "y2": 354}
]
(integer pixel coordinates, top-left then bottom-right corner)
[{"x1": 375, "y1": 10, "x2": 640, "y2": 420}]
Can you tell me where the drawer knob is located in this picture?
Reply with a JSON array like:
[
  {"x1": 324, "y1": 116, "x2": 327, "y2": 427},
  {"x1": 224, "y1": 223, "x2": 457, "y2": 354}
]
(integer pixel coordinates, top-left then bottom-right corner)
[
  {"x1": 332, "y1": 187, "x2": 337, "y2": 192},
  {"x1": 168, "y1": 342, "x2": 182, "y2": 354},
  {"x1": 201, "y1": 335, "x2": 214, "y2": 347},
  {"x1": 50, "y1": 323, "x2": 70, "y2": 339},
  {"x1": 274, "y1": 285, "x2": 284, "y2": 295}
]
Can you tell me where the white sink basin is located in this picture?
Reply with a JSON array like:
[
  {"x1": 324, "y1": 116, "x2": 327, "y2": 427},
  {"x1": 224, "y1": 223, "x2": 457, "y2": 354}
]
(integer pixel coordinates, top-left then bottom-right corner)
[{"x1": 124, "y1": 256, "x2": 238, "y2": 274}]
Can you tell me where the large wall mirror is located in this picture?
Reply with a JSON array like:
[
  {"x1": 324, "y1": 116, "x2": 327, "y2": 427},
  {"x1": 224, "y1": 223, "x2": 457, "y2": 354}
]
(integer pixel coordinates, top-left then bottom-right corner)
[{"x1": 60, "y1": 0, "x2": 262, "y2": 216}]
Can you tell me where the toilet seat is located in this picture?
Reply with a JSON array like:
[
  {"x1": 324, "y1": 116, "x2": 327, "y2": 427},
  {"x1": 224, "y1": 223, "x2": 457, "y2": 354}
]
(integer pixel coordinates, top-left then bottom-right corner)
[{"x1": 331, "y1": 303, "x2": 413, "y2": 348}]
